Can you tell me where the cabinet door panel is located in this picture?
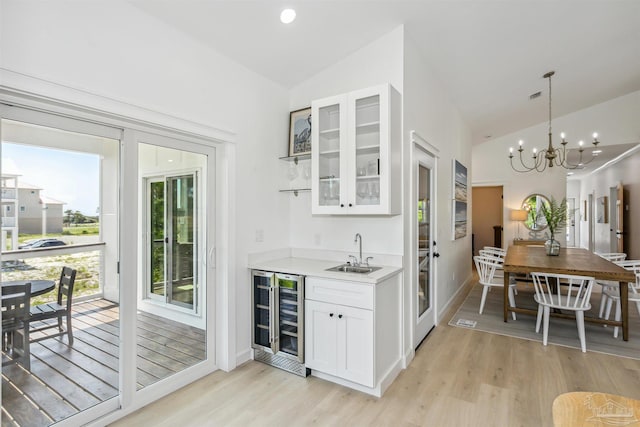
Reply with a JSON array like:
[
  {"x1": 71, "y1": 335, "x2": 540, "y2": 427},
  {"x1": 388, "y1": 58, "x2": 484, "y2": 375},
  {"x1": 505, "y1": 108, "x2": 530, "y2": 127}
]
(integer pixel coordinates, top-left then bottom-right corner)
[
  {"x1": 312, "y1": 94, "x2": 348, "y2": 213},
  {"x1": 336, "y1": 305, "x2": 374, "y2": 387},
  {"x1": 305, "y1": 300, "x2": 337, "y2": 374}
]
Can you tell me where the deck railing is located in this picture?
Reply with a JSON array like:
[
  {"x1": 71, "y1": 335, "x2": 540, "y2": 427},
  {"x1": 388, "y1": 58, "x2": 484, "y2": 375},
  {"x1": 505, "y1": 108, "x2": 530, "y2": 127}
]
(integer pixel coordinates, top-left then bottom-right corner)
[{"x1": 1, "y1": 242, "x2": 106, "y2": 302}]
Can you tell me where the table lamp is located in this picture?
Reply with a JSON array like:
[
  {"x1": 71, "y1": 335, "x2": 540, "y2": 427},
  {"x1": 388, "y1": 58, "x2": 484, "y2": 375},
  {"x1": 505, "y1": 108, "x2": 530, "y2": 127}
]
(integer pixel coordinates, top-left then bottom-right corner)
[{"x1": 510, "y1": 209, "x2": 528, "y2": 240}]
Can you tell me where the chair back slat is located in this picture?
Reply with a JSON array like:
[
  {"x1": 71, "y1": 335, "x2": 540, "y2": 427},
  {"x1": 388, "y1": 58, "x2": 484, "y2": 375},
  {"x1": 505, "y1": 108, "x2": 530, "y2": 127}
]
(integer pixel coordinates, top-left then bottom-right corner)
[
  {"x1": 598, "y1": 252, "x2": 627, "y2": 262},
  {"x1": 474, "y1": 255, "x2": 501, "y2": 285},
  {"x1": 2, "y1": 283, "x2": 32, "y2": 323},
  {"x1": 479, "y1": 248, "x2": 505, "y2": 261},
  {"x1": 57, "y1": 267, "x2": 77, "y2": 308},
  {"x1": 532, "y1": 272, "x2": 595, "y2": 310}
]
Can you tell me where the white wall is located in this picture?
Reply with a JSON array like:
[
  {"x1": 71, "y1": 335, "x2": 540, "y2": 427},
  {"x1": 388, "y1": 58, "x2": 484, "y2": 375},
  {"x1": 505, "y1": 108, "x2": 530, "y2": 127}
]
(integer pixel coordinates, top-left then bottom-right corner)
[
  {"x1": 287, "y1": 26, "x2": 404, "y2": 256},
  {"x1": 473, "y1": 90, "x2": 640, "y2": 247},
  {"x1": 288, "y1": 26, "x2": 473, "y2": 360},
  {"x1": 577, "y1": 149, "x2": 640, "y2": 258},
  {"x1": 1, "y1": 1, "x2": 291, "y2": 365},
  {"x1": 403, "y1": 32, "x2": 473, "y2": 338}
]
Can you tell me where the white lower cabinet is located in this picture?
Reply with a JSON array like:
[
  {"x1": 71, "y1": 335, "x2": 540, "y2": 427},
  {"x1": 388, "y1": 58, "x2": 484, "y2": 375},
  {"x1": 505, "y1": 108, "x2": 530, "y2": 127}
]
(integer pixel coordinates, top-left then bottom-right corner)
[
  {"x1": 305, "y1": 299, "x2": 374, "y2": 387},
  {"x1": 304, "y1": 275, "x2": 401, "y2": 396}
]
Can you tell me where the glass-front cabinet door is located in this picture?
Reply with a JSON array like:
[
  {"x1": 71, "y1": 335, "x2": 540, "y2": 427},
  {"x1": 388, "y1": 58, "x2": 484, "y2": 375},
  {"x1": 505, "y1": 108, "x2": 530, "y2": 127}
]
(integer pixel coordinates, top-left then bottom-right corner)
[
  {"x1": 312, "y1": 84, "x2": 399, "y2": 215},
  {"x1": 312, "y1": 94, "x2": 347, "y2": 213}
]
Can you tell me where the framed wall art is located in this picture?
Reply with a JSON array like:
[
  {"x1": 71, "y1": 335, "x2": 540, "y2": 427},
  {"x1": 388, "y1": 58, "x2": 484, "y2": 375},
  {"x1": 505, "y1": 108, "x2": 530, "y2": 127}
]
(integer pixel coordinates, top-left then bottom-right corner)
[
  {"x1": 288, "y1": 107, "x2": 312, "y2": 157},
  {"x1": 452, "y1": 159, "x2": 468, "y2": 240}
]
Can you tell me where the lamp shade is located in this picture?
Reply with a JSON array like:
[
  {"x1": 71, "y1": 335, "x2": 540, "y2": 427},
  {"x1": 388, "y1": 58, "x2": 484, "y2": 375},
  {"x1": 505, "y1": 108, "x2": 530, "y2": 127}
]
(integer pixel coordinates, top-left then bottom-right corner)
[{"x1": 510, "y1": 209, "x2": 528, "y2": 221}]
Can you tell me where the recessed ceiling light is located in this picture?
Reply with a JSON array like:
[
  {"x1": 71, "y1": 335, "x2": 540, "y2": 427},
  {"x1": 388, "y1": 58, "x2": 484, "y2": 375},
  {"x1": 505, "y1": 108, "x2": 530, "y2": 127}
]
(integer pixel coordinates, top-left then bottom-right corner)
[
  {"x1": 567, "y1": 172, "x2": 574, "y2": 176},
  {"x1": 592, "y1": 150, "x2": 602, "y2": 154},
  {"x1": 280, "y1": 8, "x2": 296, "y2": 24}
]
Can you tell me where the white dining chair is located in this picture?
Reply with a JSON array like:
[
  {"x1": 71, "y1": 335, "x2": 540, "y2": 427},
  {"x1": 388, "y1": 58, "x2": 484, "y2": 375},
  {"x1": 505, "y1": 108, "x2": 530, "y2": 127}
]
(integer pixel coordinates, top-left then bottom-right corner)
[
  {"x1": 482, "y1": 246, "x2": 506, "y2": 257},
  {"x1": 598, "y1": 259, "x2": 639, "y2": 319},
  {"x1": 531, "y1": 272, "x2": 595, "y2": 352},
  {"x1": 478, "y1": 248, "x2": 515, "y2": 294},
  {"x1": 602, "y1": 266, "x2": 640, "y2": 339},
  {"x1": 595, "y1": 253, "x2": 628, "y2": 318},
  {"x1": 474, "y1": 255, "x2": 517, "y2": 320}
]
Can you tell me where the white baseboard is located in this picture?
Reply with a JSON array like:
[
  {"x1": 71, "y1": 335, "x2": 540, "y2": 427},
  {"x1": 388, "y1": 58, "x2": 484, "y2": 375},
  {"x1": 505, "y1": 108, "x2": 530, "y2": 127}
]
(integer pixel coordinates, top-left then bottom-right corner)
[
  {"x1": 438, "y1": 274, "x2": 473, "y2": 320},
  {"x1": 309, "y1": 357, "x2": 403, "y2": 398},
  {"x1": 402, "y1": 347, "x2": 415, "y2": 369},
  {"x1": 236, "y1": 347, "x2": 252, "y2": 367}
]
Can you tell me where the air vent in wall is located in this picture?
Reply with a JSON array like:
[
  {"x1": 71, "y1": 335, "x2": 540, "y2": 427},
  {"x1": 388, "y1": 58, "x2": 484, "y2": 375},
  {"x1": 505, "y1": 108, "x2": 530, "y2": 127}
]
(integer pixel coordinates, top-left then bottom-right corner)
[{"x1": 529, "y1": 91, "x2": 542, "y2": 100}]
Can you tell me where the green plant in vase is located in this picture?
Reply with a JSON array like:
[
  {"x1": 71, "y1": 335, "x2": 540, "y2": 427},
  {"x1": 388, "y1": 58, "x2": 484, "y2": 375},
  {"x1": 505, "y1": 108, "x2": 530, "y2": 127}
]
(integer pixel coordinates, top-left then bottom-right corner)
[{"x1": 540, "y1": 197, "x2": 567, "y2": 256}]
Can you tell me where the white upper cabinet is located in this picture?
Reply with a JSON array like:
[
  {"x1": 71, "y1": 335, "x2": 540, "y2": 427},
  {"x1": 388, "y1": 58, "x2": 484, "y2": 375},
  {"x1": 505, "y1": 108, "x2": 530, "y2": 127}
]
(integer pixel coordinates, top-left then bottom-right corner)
[{"x1": 311, "y1": 84, "x2": 400, "y2": 215}]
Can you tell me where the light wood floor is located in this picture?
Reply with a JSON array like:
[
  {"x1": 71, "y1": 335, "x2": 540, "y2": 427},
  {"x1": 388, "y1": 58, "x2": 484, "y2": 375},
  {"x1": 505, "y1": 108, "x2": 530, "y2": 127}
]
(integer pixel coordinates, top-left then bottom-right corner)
[
  {"x1": 1, "y1": 299, "x2": 205, "y2": 427},
  {"x1": 112, "y1": 282, "x2": 640, "y2": 427}
]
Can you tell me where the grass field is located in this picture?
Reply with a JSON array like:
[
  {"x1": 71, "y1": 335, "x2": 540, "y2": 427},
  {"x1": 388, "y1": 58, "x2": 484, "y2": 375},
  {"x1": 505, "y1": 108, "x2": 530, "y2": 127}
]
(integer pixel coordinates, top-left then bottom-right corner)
[{"x1": 1, "y1": 251, "x2": 101, "y2": 305}]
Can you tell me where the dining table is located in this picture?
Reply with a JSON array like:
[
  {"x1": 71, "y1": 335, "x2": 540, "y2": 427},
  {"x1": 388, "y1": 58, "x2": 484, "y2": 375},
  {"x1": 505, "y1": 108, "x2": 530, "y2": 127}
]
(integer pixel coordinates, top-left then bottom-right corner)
[
  {"x1": 502, "y1": 245, "x2": 636, "y2": 341},
  {"x1": 1, "y1": 280, "x2": 56, "y2": 297}
]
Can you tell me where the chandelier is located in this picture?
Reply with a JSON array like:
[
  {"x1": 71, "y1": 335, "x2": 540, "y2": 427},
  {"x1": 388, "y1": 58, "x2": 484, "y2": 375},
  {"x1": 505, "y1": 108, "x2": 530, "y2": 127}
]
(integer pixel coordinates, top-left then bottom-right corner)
[{"x1": 509, "y1": 71, "x2": 600, "y2": 173}]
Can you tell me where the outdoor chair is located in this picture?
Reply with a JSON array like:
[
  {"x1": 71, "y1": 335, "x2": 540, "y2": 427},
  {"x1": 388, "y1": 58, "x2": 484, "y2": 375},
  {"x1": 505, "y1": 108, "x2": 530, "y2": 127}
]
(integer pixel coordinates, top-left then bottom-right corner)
[
  {"x1": 30, "y1": 267, "x2": 77, "y2": 346},
  {"x1": 532, "y1": 272, "x2": 595, "y2": 352},
  {"x1": 2, "y1": 282, "x2": 32, "y2": 370}
]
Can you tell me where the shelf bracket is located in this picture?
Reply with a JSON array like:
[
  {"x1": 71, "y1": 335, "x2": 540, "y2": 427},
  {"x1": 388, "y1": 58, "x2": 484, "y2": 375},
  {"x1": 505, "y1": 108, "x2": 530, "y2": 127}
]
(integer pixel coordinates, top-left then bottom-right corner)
[{"x1": 293, "y1": 190, "x2": 299, "y2": 196}]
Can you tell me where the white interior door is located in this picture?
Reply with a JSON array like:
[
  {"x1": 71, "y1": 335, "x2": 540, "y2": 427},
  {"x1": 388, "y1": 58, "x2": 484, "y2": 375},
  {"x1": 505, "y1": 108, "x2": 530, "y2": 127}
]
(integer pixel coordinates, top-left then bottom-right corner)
[
  {"x1": 566, "y1": 197, "x2": 576, "y2": 247},
  {"x1": 413, "y1": 145, "x2": 436, "y2": 347}
]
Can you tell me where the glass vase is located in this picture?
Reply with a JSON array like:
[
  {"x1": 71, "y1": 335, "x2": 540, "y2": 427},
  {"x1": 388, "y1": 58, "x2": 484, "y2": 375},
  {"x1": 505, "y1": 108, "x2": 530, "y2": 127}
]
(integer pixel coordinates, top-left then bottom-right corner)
[{"x1": 544, "y1": 238, "x2": 560, "y2": 256}]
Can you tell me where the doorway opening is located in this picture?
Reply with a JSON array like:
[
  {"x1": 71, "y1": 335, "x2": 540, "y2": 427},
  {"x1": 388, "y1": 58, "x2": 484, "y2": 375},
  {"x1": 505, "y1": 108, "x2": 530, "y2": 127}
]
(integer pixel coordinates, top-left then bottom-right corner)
[{"x1": 471, "y1": 186, "x2": 503, "y2": 255}]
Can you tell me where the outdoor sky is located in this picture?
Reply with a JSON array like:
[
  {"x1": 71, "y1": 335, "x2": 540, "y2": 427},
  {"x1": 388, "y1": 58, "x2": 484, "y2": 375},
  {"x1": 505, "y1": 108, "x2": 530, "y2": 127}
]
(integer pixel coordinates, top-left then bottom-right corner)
[{"x1": 2, "y1": 143, "x2": 99, "y2": 215}]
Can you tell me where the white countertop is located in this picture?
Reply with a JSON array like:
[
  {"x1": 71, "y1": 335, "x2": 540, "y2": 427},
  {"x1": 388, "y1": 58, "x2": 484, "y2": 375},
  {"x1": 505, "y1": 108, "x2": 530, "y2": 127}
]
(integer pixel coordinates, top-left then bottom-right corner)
[{"x1": 248, "y1": 257, "x2": 402, "y2": 284}]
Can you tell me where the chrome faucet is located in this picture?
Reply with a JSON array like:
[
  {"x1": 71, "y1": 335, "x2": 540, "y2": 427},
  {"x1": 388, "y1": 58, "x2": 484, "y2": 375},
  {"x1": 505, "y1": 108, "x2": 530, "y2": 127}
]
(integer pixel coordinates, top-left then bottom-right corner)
[{"x1": 354, "y1": 233, "x2": 362, "y2": 266}]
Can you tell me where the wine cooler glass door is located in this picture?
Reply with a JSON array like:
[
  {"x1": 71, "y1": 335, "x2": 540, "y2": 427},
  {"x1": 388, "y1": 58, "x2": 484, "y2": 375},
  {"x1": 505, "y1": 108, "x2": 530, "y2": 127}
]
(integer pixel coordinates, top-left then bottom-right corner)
[
  {"x1": 275, "y1": 274, "x2": 304, "y2": 362},
  {"x1": 252, "y1": 271, "x2": 273, "y2": 350}
]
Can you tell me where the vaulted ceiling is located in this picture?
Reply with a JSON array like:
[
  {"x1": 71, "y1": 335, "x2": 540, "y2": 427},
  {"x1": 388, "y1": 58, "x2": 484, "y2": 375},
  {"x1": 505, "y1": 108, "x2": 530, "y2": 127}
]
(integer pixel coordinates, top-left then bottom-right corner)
[{"x1": 130, "y1": 1, "x2": 640, "y2": 145}]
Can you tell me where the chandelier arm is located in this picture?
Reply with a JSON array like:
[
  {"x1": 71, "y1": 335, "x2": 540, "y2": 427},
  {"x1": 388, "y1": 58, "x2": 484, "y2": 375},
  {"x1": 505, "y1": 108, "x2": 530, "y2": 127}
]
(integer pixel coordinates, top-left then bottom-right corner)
[{"x1": 507, "y1": 71, "x2": 600, "y2": 173}]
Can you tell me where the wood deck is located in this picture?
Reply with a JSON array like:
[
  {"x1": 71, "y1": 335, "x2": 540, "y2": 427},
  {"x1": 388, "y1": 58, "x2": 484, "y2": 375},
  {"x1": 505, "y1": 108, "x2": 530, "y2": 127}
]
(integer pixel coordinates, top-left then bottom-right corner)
[{"x1": 1, "y1": 299, "x2": 206, "y2": 427}]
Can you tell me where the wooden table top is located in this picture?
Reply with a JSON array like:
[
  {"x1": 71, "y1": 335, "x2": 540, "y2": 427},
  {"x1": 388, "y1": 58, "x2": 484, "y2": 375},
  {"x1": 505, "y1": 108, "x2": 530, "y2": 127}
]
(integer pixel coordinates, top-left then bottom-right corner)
[
  {"x1": 503, "y1": 246, "x2": 636, "y2": 282},
  {"x1": 1, "y1": 280, "x2": 56, "y2": 297}
]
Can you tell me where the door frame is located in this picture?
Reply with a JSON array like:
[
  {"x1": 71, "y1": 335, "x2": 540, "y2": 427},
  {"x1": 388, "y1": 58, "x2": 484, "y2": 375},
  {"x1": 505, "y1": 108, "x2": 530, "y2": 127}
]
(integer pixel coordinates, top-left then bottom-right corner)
[
  {"x1": 0, "y1": 85, "x2": 235, "y2": 424},
  {"x1": 409, "y1": 131, "x2": 439, "y2": 351},
  {"x1": 143, "y1": 169, "x2": 202, "y2": 314}
]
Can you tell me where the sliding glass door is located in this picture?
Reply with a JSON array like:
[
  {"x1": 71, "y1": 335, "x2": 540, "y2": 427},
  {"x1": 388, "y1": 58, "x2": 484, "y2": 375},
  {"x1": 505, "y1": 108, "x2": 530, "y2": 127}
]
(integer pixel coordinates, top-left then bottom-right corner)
[{"x1": 147, "y1": 173, "x2": 198, "y2": 310}]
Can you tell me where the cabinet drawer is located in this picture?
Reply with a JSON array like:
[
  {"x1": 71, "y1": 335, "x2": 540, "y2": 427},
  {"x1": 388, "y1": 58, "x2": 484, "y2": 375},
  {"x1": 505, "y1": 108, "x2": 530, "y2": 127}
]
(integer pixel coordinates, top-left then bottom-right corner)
[{"x1": 305, "y1": 277, "x2": 373, "y2": 310}]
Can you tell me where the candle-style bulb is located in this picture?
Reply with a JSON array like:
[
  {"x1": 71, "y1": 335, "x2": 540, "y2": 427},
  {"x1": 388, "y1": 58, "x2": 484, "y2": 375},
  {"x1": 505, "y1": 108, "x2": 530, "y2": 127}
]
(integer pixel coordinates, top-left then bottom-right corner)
[
  {"x1": 518, "y1": 139, "x2": 524, "y2": 146},
  {"x1": 533, "y1": 147, "x2": 537, "y2": 154},
  {"x1": 579, "y1": 140, "x2": 584, "y2": 147},
  {"x1": 560, "y1": 132, "x2": 566, "y2": 139},
  {"x1": 509, "y1": 147, "x2": 514, "y2": 153},
  {"x1": 593, "y1": 132, "x2": 598, "y2": 139}
]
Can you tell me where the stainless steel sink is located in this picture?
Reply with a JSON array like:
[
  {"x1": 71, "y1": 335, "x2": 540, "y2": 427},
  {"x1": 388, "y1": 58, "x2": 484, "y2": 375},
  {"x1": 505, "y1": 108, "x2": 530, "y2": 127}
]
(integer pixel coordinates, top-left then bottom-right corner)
[{"x1": 326, "y1": 264, "x2": 382, "y2": 274}]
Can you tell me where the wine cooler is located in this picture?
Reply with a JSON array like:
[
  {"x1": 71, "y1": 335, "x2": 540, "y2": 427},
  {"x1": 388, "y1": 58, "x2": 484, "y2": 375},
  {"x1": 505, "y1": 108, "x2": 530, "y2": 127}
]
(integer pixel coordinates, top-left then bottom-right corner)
[{"x1": 251, "y1": 270, "x2": 309, "y2": 377}]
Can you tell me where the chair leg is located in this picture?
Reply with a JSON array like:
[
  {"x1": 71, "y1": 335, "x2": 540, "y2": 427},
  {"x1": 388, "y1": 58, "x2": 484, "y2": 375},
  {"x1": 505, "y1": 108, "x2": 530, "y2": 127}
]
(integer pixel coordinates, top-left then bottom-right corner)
[
  {"x1": 508, "y1": 287, "x2": 517, "y2": 320},
  {"x1": 542, "y1": 306, "x2": 550, "y2": 346},
  {"x1": 66, "y1": 313, "x2": 74, "y2": 346},
  {"x1": 479, "y1": 286, "x2": 489, "y2": 315},
  {"x1": 576, "y1": 311, "x2": 586, "y2": 353},
  {"x1": 613, "y1": 301, "x2": 622, "y2": 339},
  {"x1": 598, "y1": 292, "x2": 608, "y2": 318},
  {"x1": 604, "y1": 297, "x2": 614, "y2": 323},
  {"x1": 535, "y1": 305, "x2": 543, "y2": 333}
]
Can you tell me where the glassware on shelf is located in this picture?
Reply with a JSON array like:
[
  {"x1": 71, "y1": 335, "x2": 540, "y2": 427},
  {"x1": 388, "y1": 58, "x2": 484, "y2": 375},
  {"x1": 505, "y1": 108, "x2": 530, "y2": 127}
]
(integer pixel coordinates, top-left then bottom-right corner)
[
  {"x1": 357, "y1": 182, "x2": 369, "y2": 200},
  {"x1": 287, "y1": 162, "x2": 299, "y2": 181},
  {"x1": 367, "y1": 159, "x2": 378, "y2": 175},
  {"x1": 357, "y1": 166, "x2": 366, "y2": 176},
  {"x1": 368, "y1": 182, "x2": 379, "y2": 202}
]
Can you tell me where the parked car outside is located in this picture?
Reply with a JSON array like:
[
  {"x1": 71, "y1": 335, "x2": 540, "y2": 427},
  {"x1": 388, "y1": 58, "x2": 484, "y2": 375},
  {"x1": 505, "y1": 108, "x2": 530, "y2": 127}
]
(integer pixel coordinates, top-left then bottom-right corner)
[{"x1": 18, "y1": 238, "x2": 67, "y2": 249}]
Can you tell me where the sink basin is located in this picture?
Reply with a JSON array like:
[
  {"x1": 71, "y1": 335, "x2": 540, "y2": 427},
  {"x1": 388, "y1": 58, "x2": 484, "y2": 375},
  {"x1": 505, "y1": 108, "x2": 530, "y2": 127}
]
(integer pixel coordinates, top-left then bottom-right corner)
[{"x1": 326, "y1": 264, "x2": 382, "y2": 274}]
